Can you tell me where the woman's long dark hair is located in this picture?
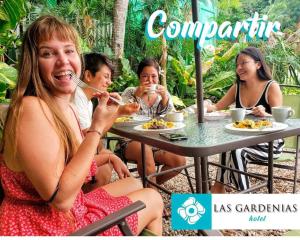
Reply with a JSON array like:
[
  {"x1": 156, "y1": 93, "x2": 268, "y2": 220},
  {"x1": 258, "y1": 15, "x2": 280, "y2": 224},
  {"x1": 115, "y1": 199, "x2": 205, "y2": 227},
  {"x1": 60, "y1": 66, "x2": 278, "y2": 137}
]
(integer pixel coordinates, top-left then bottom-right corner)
[{"x1": 236, "y1": 47, "x2": 272, "y2": 83}]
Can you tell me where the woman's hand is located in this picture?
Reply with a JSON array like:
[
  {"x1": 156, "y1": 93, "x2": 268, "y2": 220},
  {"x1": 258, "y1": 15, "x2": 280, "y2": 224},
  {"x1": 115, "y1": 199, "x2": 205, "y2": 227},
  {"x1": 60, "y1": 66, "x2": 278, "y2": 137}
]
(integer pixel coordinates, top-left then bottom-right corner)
[
  {"x1": 118, "y1": 102, "x2": 140, "y2": 116},
  {"x1": 110, "y1": 155, "x2": 131, "y2": 179},
  {"x1": 252, "y1": 105, "x2": 269, "y2": 117},
  {"x1": 156, "y1": 84, "x2": 168, "y2": 100},
  {"x1": 91, "y1": 92, "x2": 119, "y2": 132}
]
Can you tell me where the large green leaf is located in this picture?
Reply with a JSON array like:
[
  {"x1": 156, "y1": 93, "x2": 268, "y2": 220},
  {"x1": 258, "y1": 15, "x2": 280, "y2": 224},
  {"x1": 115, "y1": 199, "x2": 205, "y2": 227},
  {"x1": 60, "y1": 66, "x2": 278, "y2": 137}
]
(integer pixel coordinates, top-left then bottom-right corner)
[
  {"x1": 0, "y1": 81, "x2": 8, "y2": 92},
  {"x1": 204, "y1": 71, "x2": 235, "y2": 89},
  {"x1": 0, "y1": 0, "x2": 26, "y2": 32},
  {"x1": 0, "y1": 62, "x2": 17, "y2": 88},
  {"x1": 0, "y1": 8, "x2": 9, "y2": 21},
  {"x1": 46, "y1": 0, "x2": 57, "y2": 9}
]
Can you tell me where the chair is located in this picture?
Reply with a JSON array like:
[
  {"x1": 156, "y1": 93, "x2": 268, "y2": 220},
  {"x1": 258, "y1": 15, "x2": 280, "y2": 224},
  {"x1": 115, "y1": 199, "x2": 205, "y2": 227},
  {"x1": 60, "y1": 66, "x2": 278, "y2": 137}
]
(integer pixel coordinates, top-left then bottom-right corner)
[
  {"x1": 0, "y1": 180, "x2": 145, "y2": 236},
  {"x1": 70, "y1": 200, "x2": 145, "y2": 236},
  {"x1": 247, "y1": 136, "x2": 299, "y2": 193},
  {"x1": 210, "y1": 135, "x2": 299, "y2": 194},
  {"x1": 245, "y1": 86, "x2": 300, "y2": 193}
]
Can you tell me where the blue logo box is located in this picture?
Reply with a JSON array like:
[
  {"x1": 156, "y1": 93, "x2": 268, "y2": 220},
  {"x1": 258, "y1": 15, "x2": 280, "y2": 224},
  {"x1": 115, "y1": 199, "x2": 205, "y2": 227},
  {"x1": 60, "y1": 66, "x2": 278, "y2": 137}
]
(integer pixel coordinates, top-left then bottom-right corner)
[{"x1": 171, "y1": 194, "x2": 212, "y2": 230}]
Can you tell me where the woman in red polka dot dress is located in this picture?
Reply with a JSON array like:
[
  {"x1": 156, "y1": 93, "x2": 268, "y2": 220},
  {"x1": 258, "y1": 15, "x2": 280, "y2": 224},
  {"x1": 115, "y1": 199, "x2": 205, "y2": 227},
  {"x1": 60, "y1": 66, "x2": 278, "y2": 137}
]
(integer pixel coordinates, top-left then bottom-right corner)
[{"x1": 0, "y1": 15, "x2": 163, "y2": 236}]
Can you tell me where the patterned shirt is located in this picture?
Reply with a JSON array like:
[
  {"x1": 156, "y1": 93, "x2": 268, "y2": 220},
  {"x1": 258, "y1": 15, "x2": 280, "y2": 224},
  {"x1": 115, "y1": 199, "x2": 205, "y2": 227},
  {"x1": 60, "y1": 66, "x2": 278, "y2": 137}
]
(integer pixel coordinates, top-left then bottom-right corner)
[{"x1": 121, "y1": 87, "x2": 175, "y2": 117}]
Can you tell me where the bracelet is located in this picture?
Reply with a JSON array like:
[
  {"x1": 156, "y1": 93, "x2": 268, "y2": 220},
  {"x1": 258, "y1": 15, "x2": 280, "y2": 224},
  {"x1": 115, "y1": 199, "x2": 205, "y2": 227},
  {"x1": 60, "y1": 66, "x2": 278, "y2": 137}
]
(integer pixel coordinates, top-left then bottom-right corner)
[{"x1": 87, "y1": 129, "x2": 103, "y2": 138}]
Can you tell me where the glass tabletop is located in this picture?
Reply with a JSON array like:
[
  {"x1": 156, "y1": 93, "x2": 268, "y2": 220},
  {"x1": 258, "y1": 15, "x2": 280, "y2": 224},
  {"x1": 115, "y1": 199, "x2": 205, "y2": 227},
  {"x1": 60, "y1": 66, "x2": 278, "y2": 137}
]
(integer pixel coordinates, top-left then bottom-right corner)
[{"x1": 111, "y1": 115, "x2": 300, "y2": 157}]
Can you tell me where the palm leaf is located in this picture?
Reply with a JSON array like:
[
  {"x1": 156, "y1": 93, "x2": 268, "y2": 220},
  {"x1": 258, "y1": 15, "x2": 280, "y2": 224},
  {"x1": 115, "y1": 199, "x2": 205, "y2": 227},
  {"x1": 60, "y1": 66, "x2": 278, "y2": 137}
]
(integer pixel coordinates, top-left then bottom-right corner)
[
  {"x1": 0, "y1": 0, "x2": 26, "y2": 32},
  {"x1": 204, "y1": 71, "x2": 235, "y2": 89}
]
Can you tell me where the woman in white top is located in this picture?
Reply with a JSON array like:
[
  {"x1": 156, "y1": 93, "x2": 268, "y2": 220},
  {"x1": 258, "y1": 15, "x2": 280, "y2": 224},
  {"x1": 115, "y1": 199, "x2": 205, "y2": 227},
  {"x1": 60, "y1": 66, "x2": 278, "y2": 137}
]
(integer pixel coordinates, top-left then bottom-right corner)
[{"x1": 73, "y1": 53, "x2": 130, "y2": 191}]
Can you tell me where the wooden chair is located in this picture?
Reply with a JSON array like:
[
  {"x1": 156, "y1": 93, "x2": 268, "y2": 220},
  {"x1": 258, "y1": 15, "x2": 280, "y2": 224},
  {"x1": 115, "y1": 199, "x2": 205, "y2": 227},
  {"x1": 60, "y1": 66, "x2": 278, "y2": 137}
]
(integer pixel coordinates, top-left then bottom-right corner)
[{"x1": 0, "y1": 180, "x2": 145, "y2": 236}]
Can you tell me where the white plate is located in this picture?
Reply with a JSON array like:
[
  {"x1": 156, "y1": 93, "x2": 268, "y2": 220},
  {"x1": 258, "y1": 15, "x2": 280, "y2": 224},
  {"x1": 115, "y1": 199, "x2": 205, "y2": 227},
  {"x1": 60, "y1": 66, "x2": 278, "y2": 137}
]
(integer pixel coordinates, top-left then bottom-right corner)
[
  {"x1": 225, "y1": 122, "x2": 288, "y2": 135},
  {"x1": 204, "y1": 111, "x2": 229, "y2": 120},
  {"x1": 114, "y1": 115, "x2": 151, "y2": 127},
  {"x1": 133, "y1": 122, "x2": 186, "y2": 131}
]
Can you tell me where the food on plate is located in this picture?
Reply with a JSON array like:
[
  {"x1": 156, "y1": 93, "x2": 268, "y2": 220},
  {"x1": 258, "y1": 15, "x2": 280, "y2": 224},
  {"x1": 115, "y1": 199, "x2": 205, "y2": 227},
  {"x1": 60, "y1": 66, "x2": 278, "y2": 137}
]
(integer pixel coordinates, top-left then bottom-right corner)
[
  {"x1": 115, "y1": 116, "x2": 133, "y2": 123},
  {"x1": 233, "y1": 119, "x2": 272, "y2": 129},
  {"x1": 142, "y1": 119, "x2": 174, "y2": 129}
]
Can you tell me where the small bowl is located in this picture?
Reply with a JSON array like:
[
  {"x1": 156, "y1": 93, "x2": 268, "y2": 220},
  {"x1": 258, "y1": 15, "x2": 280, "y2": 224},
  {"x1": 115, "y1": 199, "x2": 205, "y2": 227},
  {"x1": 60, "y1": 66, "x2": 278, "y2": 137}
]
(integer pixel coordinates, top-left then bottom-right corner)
[{"x1": 165, "y1": 112, "x2": 184, "y2": 122}]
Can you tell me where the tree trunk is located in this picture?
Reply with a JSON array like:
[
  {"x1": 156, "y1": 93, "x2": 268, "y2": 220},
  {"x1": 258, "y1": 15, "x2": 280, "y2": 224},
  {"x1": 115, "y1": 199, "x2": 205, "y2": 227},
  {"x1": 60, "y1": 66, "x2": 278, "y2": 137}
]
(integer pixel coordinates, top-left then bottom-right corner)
[
  {"x1": 159, "y1": 35, "x2": 167, "y2": 88},
  {"x1": 112, "y1": 0, "x2": 129, "y2": 79}
]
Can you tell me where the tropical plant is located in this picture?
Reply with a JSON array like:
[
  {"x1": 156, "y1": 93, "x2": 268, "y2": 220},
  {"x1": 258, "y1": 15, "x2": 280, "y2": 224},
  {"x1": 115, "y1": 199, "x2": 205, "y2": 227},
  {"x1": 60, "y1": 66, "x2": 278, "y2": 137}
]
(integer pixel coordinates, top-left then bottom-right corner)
[
  {"x1": 259, "y1": 32, "x2": 300, "y2": 85},
  {"x1": 109, "y1": 58, "x2": 139, "y2": 92},
  {"x1": 124, "y1": 0, "x2": 191, "y2": 74},
  {"x1": 0, "y1": 62, "x2": 17, "y2": 103},
  {"x1": 0, "y1": 0, "x2": 26, "y2": 103},
  {"x1": 0, "y1": 0, "x2": 26, "y2": 61}
]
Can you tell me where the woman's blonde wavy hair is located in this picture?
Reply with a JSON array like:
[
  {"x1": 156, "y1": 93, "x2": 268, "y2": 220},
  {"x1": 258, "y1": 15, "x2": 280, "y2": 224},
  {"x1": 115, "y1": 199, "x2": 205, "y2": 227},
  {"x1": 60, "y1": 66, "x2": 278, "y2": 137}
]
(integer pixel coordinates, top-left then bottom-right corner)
[{"x1": 2, "y1": 15, "x2": 81, "y2": 165}]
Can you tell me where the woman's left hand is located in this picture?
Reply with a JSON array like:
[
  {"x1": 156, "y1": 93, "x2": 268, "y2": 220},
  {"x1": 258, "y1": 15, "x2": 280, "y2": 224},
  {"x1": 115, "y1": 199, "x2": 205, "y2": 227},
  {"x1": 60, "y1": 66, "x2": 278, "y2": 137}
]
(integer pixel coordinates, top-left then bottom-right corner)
[
  {"x1": 252, "y1": 105, "x2": 267, "y2": 117},
  {"x1": 110, "y1": 156, "x2": 131, "y2": 179},
  {"x1": 155, "y1": 84, "x2": 168, "y2": 99}
]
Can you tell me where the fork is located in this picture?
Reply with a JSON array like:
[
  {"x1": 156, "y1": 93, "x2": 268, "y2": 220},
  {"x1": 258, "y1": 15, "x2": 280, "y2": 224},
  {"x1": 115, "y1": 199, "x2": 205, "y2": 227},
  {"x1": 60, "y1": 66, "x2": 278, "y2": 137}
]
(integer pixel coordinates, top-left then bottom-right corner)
[{"x1": 70, "y1": 72, "x2": 125, "y2": 105}]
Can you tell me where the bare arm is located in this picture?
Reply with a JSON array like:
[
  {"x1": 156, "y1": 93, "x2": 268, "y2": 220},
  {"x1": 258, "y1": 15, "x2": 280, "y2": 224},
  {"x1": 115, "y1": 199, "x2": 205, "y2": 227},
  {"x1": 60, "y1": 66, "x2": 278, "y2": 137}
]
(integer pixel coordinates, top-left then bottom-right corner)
[
  {"x1": 267, "y1": 82, "x2": 282, "y2": 107},
  {"x1": 17, "y1": 94, "x2": 116, "y2": 211},
  {"x1": 207, "y1": 84, "x2": 236, "y2": 112},
  {"x1": 252, "y1": 82, "x2": 282, "y2": 117}
]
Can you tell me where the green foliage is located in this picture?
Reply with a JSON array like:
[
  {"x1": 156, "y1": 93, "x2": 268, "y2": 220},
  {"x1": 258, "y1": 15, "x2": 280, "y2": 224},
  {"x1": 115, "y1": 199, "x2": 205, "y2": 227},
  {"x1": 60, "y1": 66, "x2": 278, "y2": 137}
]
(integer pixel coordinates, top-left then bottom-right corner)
[
  {"x1": 0, "y1": 0, "x2": 26, "y2": 32},
  {"x1": 263, "y1": 0, "x2": 300, "y2": 30},
  {"x1": 0, "y1": 62, "x2": 17, "y2": 102},
  {"x1": 258, "y1": 33, "x2": 300, "y2": 85},
  {"x1": 109, "y1": 58, "x2": 139, "y2": 92},
  {"x1": 167, "y1": 55, "x2": 196, "y2": 101},
  {"x1": 202, "y1": 41, "x2": 247, "y2": 101},
  {"x1": 171, "y1": 95, "x2": 186, "y2": 110},
  {"x1": 282, "y1": 86, "x2": 300, "y2": 96},
  {"x1": 0, "y1": 0, "x2": 26, "y2": 60},
  {"x1": 45, "y1": 0, "x2": 57, "y2": 9},
  {"x1": 217, "y1": 0, "x2": 245, "y2": 24},
  {"x1": 125, "y1": 0, "x2": 192, "y2": 67}
]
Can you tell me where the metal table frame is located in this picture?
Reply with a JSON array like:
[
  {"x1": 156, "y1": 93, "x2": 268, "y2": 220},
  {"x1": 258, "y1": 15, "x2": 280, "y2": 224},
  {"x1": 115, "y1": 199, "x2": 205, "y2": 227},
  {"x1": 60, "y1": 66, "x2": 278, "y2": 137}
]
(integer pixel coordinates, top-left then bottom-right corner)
[{"x1": 111, "y1": 116, "x2": 300, "y2": 194}]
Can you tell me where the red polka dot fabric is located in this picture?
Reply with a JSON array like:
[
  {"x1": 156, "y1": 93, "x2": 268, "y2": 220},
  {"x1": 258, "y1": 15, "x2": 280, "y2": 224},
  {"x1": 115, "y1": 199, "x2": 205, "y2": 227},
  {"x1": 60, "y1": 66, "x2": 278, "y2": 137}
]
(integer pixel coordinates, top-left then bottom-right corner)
[{"x1": 0, "y1": 161, "x2": 137, "y2": 236}]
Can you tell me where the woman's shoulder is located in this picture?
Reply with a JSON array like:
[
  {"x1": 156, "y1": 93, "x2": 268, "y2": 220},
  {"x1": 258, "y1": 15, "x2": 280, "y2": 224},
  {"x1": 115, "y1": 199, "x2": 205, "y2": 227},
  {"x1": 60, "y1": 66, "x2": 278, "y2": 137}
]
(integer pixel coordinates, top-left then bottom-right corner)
[
  {"x1": 268, "y1": 80, "x2": 281, "y2": 90},
  {"x1": 21, "y1": 96, "x2": 47, "y2": 109},
  {"x1": 20, "y1": 96, "x2": 53, "y2": 119},
  {"x1": 266, "y1": 80, "x2": 282, "y2": 97}
]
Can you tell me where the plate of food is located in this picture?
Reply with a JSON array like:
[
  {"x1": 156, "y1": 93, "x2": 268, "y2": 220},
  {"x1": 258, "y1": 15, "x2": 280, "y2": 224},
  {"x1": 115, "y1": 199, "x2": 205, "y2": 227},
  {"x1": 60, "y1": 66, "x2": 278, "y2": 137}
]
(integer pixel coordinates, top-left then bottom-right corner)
[
  {"x1": 204, "y1": 111, "x2": 229, "y2": 120},
  {"x1": 114, "y1": 115, "x2": 151, "y2": 126},
  {"x1": 133, "y1": 119, "x2": 185, "y2": 131},
  {"x1": 225, "y1": 119, "x2": 288, "y2": 134}
]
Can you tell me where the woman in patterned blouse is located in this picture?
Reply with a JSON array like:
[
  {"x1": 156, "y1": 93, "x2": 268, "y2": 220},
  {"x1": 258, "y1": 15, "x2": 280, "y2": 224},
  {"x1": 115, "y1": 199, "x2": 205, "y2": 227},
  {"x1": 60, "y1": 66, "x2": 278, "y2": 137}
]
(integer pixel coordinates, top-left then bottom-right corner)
[{"x1": 118, "y1": 58, "x2": 186, "y2": 186}]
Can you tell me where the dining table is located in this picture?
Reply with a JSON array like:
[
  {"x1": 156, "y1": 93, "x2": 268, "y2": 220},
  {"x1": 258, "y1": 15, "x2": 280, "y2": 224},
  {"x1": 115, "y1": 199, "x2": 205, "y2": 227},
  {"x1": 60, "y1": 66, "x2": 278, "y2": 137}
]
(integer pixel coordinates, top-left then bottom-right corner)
[{"x1": 110, "y1": 114, "x2": 300, "y2": 194}]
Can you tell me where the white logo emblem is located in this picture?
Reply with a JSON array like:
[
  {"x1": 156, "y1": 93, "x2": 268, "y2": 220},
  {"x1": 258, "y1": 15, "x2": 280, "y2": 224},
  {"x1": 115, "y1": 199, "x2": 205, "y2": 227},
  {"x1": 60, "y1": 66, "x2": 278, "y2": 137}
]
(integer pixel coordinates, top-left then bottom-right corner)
[{"x1": 177, "y1": 197, "x2": 206, "y2": 224}]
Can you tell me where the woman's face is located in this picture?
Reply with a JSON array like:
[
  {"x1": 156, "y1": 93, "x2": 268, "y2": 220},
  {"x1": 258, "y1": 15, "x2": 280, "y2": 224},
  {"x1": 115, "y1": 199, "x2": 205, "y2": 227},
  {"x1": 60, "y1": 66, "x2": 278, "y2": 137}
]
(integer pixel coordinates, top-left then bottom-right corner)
[
  {"x1": 236, "y1": 54, "x2": 261, "y2": 81},
  {"x1": 38, "y1": 36, "x2": 81, "y2": 97},
  {"x1": 139, "y1": 66, "x2": 159, "y2": 86},
  {"x1": 88, "y1": 65, "x2": 112, "y2": 91}
]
